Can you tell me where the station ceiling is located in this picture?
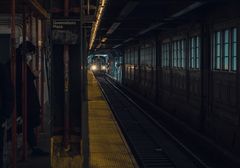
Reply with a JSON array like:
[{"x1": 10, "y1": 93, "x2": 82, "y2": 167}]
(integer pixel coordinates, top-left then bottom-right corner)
[
  {"x1": 0, "y1": 0, "x2": 49, "y2": 18},
  {"x1": 90, "y1": 0, "x2": 224, "y2": 51}
]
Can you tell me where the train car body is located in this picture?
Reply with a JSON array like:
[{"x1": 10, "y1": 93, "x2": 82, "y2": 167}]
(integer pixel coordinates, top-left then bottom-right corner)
[{"x1": 118, "y1": 1, "x2": 240, "y2": 158}]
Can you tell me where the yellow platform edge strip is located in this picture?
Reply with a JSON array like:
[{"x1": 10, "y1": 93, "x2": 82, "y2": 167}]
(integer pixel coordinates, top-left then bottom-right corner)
[{"x1": 87, "y1": 71, "x2": 139, "y2": 168}]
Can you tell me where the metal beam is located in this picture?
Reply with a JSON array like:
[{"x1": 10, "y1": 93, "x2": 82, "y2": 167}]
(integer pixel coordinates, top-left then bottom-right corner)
[
  {"x1": 28, "y1": 0, "x2": 49, "y2": 18},
  {"x1": 11, "y1": 0, "x2": 17, "y2": 167},
  {"x1": 63, "y1": 0, "x2": 70, "y2": 151}
]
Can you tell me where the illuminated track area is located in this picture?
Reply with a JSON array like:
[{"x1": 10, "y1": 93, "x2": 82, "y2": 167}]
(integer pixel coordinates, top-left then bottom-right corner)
[{"x1": 95, "y1": 74, "x2": 210, "y2": 168}]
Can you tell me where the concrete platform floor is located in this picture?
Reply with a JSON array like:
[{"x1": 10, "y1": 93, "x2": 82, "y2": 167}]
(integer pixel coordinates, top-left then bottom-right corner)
[{"x1": 17, "y1": 131, "x2": 50, "y2": 168}]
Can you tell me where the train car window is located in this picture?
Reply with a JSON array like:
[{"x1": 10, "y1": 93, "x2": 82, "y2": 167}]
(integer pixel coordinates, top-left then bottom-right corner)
[
  {"x1": 162, "y1": 44, "x2": 165, "y2": 67},
  {"x1": 145, "y1": 47, "x2": 148, "y2": 65},
  {"x1": 144, "y1": 47, "x2": 147, "y2": 65},
  {"x1": 129, "y1": 49, "x2": 131, "y2": 65},
  {"x1": 150, "y1": 47, "x2": 153, "y2": 66},
  {"x1": 231, "y1": 28, "x2": 237, "y2": 71},
  {"x1": 144, "y1": 44, "x2": 152, "y2": 65},
  {"x1": 140, "y1": 46, "x2": 144, "y2": 65},
  {"x1": 162, "y1": 44, "x2": 166, "y2": 67},
  {"x1": 150, "y1": 46, "x2": 152, "y2": 66},
  {"x1": 213, "y1": 28, "x2": 237, "y2": 72},
  {"x1": 124, "y1": 49, "x2": 127, "y2": 64},
  {"x1": 172, "y1": 39, "x2": 185, "y2": 69},
  {"x1": 162, "y1": 43, "x2": 170, "y2": 68},
  {"x1": 181, "y1": 40, "x2": 185, "y2": 68},
  {"x1": 152, "y1": 43, "x2": 156, "y2": 67},
  {"x1": 127, "y1": 49, "x2": 130, "y2": 64},
  {"x1": 177, "y1": 40, "x2": 181, "y2": 68},
  {"x1": 166, "y1": 43, "x2": 170, "y2": 67},
  {"x1": 173, "y1": 41, "x2": 177, "y2": 67},
  {"x1": 134, "y1": 47, "x2": 138, "y2": 65},
  {"x1": 127, "y1": 49, "x2": 130, "y2": 65},
  {"x1": 190, "y1": 36, "x2": 200, "y2": 69},
  {"x1": 196, "y1": 37, "x2": 200, "y2": 69},
  {"x1": 132, "y1": 48, "x2": 135, "y2": 65},
  {"x1": 126, "y1": 49, "x2": 130, "y2": 79},
  {"x1": 128, "y1": 49, "x2": 130, "y2": 64},
  {"x1": 190, "y1": 37, "x2": 196, "y2": 68},
  {"x1": 214, "y1": 31, "x2": 221, "y2": 70},
  {"x1": 223, "y1": 30, "x2": 230, "y2": 70},
  {"x1": 142, "y1": 47, "x2": 146, "y2": 65}
]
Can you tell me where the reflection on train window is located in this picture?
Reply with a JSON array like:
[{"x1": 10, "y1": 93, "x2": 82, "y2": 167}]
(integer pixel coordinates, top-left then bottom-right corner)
[
  {"x1": 173, "y1": 41, "x2": 177, "y2": 67},
  {"x1": 172, "y1": 39, "x2": 185, "y2": 68},
  {"x1": 223, "y1": 30, "x2": 229, "y2": 70},
  {"x1": 162, "y1": 43, "x2": 170, "y2": 68},
  {"x1": 232, "y1": 28, "x2": 237, "y2": 71},
  {"x1": 190, "y1": 36, "x2": 200, "y2": 69},
  {"x1": 214, "y1": 31, "x2": 221, "y2": 70},
  {"x1": 213, "y1": 28, "x2": 237, "y2": 71}
]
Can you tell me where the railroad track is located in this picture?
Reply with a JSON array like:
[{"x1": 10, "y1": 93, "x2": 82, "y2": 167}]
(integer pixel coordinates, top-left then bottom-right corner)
[{"x1": 95, "y1": 74, "x2": 210, "y2": 168}]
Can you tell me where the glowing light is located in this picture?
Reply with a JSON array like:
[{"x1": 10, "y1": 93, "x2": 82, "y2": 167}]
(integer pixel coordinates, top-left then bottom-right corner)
[
  {"x1": 101, "y1": 65, "x2": 106, "y2": 70},
  {"x1": 91, "y1": 65, "x2": 97, "y2": 71},
  {"x1": 101, "y1": 37, "x2": 108, "y2": 43},
  {"x1": 89, "y1": 0, "x2": 107, "y2": 50}
]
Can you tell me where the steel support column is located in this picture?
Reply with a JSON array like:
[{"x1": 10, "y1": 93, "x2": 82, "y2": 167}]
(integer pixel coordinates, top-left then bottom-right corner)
[
  {"x1": 22, "y1": 5, "x2": 28, "y2": 161},
  {"x1": 81, "y1": 1, "x2": 88, "y2": 167},
  {"x1": 10, "y1": 0, "x2": 17, "y2": 167},
  {"x1": 35, "y1": 16, "x2": 40, "y2": 145},
  {"x1": 29, "y1": 11, "x2": 33, "y2": 42},
  {"x1": 40, "y1": 19, "x2": 45, "y2": 130},
  {"x1": 63, "y1": 0, "x2": 70, "y2": 150}
]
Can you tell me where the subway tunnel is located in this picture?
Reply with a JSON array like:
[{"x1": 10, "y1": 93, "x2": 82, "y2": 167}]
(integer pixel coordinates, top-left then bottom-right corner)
[{"x1": 0, "y1": 0, "x2": 240, "y2": 168}]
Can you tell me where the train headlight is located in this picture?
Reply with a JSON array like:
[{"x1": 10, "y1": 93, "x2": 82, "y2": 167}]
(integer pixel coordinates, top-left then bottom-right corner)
[
  {"x1": 91, "y1": 65, "x2": 97, "y2": 71},
  {"x1": 101, "y1": 65, "x2": 106, "y2": 70}
]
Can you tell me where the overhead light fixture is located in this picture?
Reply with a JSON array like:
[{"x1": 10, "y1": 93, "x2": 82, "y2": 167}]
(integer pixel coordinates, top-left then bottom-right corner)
[
  {"x1": 107, "y1": 22, "x2": 121, "y2": 35},
  {"x1": 124, "y1": 37, "x2": 134, "y2": 43},
  {"x1": 138, "y1": 2, "x2": 205, "y2": 36},
  {"x1": 89, "y1": 0, "x2": 107, "y2": 50},
  {"x1": 113, "y1": 44, "x2": 122, "y2": 49},
  {"x1": 101, "y1": 37, "x2": 108, "y2": 43},
  {"x1": 95, "y1": 54, "x2": 108, "y2": 57},
  {"x1": 96, "y1": 43, "x2": 102, "y2": 49},
  {"x1": 106, "y1": 1, "x2": 138, "y2": 36},
  {"x1": 109, "y1": 1, "x2": 206, "y2": 50},
  {"x1": 119, "y1": 1, "x2": 139, "y2": 18},
  {"x1": 138, "y1": 23, "x2": 164, "y2": 35},
  {"x1": 171, "y1": 2, "x2": 205, "y2": 18}
]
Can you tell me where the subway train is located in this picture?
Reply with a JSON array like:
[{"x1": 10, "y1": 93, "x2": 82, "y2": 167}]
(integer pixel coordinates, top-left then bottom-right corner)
[
  {"x1": 106, "y1": 2, "x2": 240, "y2": 160},
  {"x1": 89, "y1": 56, "x2": 108, "y2": 74}
]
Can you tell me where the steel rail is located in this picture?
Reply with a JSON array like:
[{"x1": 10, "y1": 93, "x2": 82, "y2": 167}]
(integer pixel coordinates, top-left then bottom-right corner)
[{"x1": 99, "y1": 75, "x2": 210, "y2": 168}]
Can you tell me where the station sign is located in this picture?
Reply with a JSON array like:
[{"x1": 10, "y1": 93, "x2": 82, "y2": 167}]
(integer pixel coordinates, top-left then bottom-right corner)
[{"x1": 52, "y1": 18, "x2": 81, "y2": 44}]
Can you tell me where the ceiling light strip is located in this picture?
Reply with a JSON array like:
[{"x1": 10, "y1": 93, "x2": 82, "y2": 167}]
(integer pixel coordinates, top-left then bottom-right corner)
[{"x1": 89, "y1": 0, "x2": 106, "y2": 50}]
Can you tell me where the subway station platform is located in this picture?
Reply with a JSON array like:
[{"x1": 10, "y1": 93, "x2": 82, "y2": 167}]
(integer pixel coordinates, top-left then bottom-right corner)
[
  {"x1": 87, "y1": 71, "x2": 138, "y2": 168},
  {"x1": 16, "y1": 72, "x2": 138, "y2": 168}
]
